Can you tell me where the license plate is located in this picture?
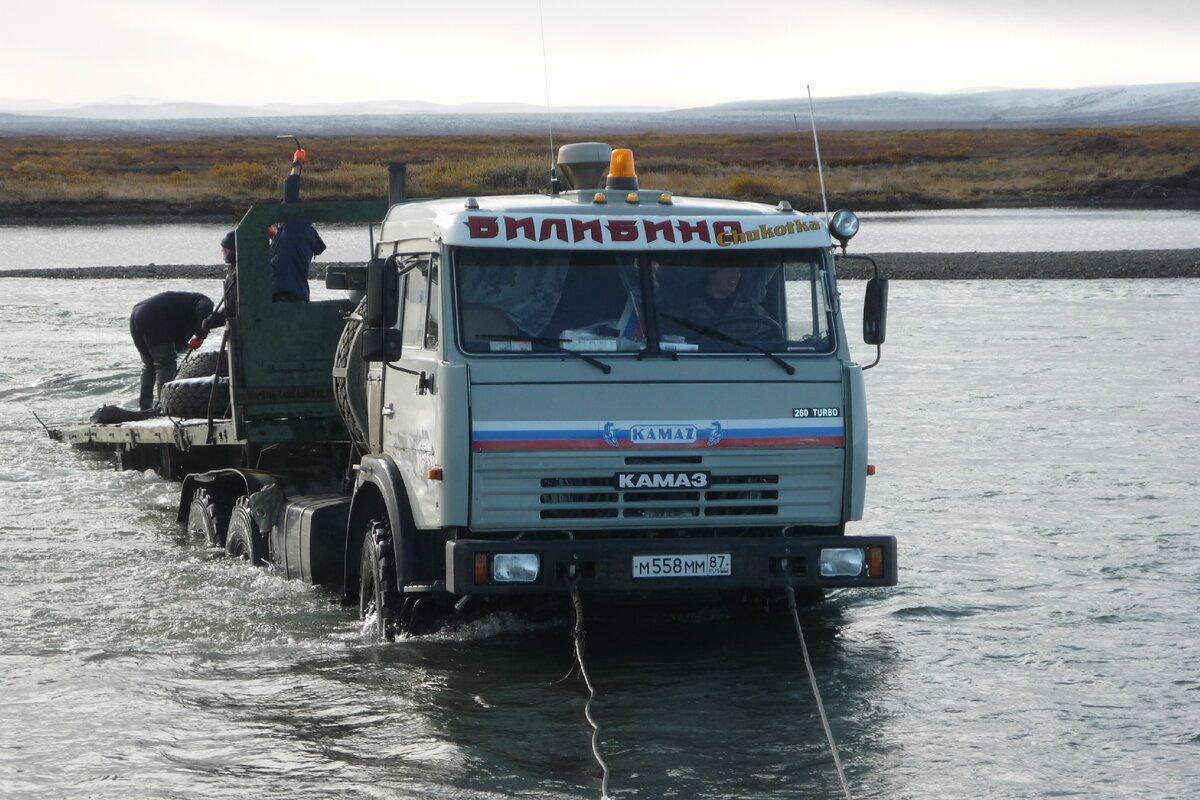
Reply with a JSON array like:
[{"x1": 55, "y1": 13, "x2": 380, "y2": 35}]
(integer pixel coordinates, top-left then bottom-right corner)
[{"x1": 632, "y1": 553, "x2": 732, "y2": 578}]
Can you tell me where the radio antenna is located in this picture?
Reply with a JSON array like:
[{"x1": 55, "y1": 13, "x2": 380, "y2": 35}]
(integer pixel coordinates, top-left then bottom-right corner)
[
  {"x1": 806, "y1": 86, "x2": 829, "y2": 222},
  {"x1": 538, "y1": 1, "x2": 559, "y2": 193}
]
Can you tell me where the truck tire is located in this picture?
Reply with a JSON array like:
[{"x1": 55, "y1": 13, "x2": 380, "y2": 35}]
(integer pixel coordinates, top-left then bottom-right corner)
[
  {"x1": 176, "y1": 350, "x2": 229, "y2": 380},
  {"x1": 186, "y1": 487, "x2": 229, "y2": 548},
  {"x1": 359, "y1": 518, "x2": 400, "y2": 641},
  {"x1": 225, "y1": 499, "x2": 266, "y2": 566},
  {"x1": 161, "y1": 376, "x2": 231, "y2": 419}
]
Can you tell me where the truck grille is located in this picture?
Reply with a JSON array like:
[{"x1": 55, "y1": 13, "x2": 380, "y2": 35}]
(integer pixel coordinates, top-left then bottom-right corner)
[
  {"x1": 470, "y1": 451, "x2": 842, "y2": 529},
  {"x1": 539, "y1": 474, "x2": 779, "y2": 519}
]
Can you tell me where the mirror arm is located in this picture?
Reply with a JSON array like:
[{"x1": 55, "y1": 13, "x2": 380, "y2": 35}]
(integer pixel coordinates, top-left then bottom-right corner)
[
  {"x1": 837, "y1": 253, "x2": 880, "y2": 280},
  {"x1": 862, "y1": 343, "x2": 882, "y2": 371},
  {"x1": 837, "y1": 253, "x2": 887, "y2": 366}
]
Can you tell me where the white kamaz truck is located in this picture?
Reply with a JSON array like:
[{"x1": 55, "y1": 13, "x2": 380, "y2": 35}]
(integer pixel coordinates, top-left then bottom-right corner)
[{"x1": 52, "y1": 142, "x2": 896, "y2": 638}]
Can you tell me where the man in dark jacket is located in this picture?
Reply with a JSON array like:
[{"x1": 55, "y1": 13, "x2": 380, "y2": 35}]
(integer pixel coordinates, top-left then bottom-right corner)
[
  {"x1": 129, "y1": 291, "x2": 214, "y2": 410},
  {"x1": 201, "y1": 230, "x2": 238, "y2": 334},
  {"x1": 269, "y1": 150, "x2": 326, "y2": 301}
]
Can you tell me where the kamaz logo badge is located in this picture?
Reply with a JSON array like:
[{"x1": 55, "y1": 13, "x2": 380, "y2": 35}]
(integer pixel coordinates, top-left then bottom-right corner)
[
  {"x1": 629, "y1": 424, "x2": 698, "y2": 444},
  {"x1": 614, "y1": 471, "x2": 711, "y2": 490}
]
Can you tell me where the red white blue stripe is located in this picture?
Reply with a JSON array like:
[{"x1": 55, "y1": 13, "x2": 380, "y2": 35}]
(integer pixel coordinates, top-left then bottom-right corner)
[{"x1": 471, "y1": 418, "x2": 844, "y2": 452}]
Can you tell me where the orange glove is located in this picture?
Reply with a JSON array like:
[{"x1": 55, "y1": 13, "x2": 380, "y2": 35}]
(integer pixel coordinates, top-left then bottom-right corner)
[
  {"x1": 293, "y1": 149, "x2": 307, "y2": 165},
  {"x1": 187, "y1": 336, "x2": 204, "y2": 351}
]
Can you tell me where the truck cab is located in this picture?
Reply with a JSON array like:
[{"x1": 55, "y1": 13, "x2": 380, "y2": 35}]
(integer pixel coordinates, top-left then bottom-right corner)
[
  {"x1": 53, "y1": 142, "x2": 894, "y2": 639},
  {"x1": 345, "y1": 144, "x2": 895, "y2": 636}
]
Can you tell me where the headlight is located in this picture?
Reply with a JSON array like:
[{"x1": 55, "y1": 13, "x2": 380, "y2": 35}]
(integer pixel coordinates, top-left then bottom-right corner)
[
  {"x1": 819, "y1": 548, "x2": 865, "y2": 577},
  {"x1": 829, "y1": 209, "x2": 860, "y2": 247},
  {"x1": 492, "y1": 553, "x2": 541, "y2": 583}
]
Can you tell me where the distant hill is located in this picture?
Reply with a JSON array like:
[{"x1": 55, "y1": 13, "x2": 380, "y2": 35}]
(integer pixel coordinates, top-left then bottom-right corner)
[
  {"x1": 1, "y1": 83, "x2": 1196, "y2": 136},
  {"x1": 696, "y1": 83, "x2": 1200, "y2": 128}
]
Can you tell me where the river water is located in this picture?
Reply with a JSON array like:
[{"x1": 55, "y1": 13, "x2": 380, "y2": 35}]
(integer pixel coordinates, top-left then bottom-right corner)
[
  {"x1": 1, "y1": 276, "x2": 1198, "y2": 799},
  {"x1": 2, "y1": 208, "x2": 1200, "y2": 270}
]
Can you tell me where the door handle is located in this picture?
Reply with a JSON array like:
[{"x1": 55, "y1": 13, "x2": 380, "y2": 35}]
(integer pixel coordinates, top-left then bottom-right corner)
[{"x1": 416, "y1": 371, "x2": 434, "y2": 395}]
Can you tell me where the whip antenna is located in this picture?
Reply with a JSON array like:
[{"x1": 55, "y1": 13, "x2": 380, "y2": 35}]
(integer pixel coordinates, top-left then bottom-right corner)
[
  {"x1": 538, "y1": 1, "x2": 559, "y2": 192},
  {"x1": 806, "y1": 86, "x2": 829, "y2": 221}
]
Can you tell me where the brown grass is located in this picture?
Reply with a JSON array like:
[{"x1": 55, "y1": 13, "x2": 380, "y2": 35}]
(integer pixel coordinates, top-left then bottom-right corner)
[{"x1": 1, "y1": 128, "x2": 1197, "y2": 214}]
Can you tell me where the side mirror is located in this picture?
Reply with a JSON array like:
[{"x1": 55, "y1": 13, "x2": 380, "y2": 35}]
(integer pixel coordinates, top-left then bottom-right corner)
[
  {"x1": 361, "y1": 327, "x2": 402, "y2": 362},
  {"x1": 362, "y1": 257, "x2": 403, "y2": 362},
  {"x1": 863, "y1": 277, "x2": 888, "y2": 345},
  {"x1": 365, "y1": 257, "x2": 399, "y2": 327},
  {"x1": 325, "y1": 264, "x2": 367, "y2": 291}
]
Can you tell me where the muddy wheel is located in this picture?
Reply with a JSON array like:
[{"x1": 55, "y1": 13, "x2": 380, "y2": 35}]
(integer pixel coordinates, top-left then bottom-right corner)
[
  {"x1": 225, "y1": 499, "x2": 266, "y2": 566},
  {"x1": 161, "y1": 376, "x2": 231, "y2": 419},
  {"x1": 359, "y1": 518, "x2": 400, "y2": 641},
  {"x1": 186, "y1": 487, "x2": 230, "y2": 548}
]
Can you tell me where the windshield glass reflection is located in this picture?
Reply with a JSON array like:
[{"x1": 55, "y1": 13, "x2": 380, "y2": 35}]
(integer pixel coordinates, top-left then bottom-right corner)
[{"x1": 453, "y1": 247, "x2": 834, "y2": 355}]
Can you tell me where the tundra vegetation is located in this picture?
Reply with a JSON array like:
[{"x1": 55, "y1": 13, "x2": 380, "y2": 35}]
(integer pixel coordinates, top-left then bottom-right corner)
[{"x1": 1, "y1": 127, "x2": 1197, "y2": 219}]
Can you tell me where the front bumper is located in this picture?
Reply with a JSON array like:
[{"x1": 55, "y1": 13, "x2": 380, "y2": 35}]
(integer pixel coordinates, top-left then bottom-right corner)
[{"x1": 445, "y1": 534, "x2": 897, "y2": 596}]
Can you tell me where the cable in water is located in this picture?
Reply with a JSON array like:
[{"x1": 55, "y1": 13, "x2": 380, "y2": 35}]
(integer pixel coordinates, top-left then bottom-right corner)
[
  {"x1": 785, "y1": 577, "x2": 853, "y2": 800},
  {"x1": 567, "y1": 571, "x2": 612, "y2": 800}
]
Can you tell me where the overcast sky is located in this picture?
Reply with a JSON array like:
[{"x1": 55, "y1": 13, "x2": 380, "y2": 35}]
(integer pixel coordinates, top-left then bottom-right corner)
[{"x1": 5, "y1": 0, "x2": 1198, "y2": 109}]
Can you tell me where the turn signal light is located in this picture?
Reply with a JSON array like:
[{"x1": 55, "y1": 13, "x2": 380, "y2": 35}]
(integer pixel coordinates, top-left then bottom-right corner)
[
  {"x1": 606, "y1": 148, "x2": 638, "y2": 190},
  {"x1": 866, "y1": 546, "x2": 884, "y2": 578},
  {"x1": 474, "y1": 553, "x2": 488, "y2": 585}
]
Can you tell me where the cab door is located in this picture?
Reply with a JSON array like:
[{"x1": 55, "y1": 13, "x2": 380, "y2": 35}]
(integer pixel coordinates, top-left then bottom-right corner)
[{"x1": 378, "y1": 255, "x2": 444, "y2": 522}]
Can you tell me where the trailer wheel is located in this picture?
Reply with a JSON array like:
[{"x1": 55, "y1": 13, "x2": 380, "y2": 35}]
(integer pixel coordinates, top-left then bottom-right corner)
[
  {"x1": 359, "y1": 518, "x2": 400, "y2": 641},
  {"x1": 225, "y1": 499, "x2": 266, "y2": 566},
  {"x1": 186, "y1": 487, "x2": 229, "y2": 548}
]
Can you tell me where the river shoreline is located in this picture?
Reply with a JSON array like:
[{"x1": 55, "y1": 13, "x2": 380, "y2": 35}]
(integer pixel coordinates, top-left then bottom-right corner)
[
  {"x1": 2, "y1": 250, "x2": 1197, "y2": 280},
  {"x1": 2, "y1": 195, "x2": 1197, "y2": 225},
  {"x1": 837, "y1": 249, "x2": 1200, "y2": 279}
]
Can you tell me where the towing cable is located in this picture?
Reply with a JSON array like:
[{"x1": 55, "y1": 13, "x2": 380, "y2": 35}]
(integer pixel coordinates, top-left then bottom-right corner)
[
  {"x1": 783, "y1": 559, "x2": 854, "y2": 800},
  {"x1": 566, "y1": 567, "x2": 613, "y2": 800},
  {"x1": 566, "y1": 562, "x2": 853, "y2": 800}
]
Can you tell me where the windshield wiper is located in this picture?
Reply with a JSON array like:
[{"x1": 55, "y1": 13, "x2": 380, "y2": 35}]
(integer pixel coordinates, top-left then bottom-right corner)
[
  {"x1": 660, "y1": 314, "x2": 795, "y2": 375},
  {"x1": 481, "y1": 334, "x2": 612, "y2": 374}
]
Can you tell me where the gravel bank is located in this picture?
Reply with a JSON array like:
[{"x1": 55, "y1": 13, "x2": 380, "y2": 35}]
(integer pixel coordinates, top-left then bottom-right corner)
[
  {"x1": 835, "y1": 249, "x2": 1200, "y2": 280},
  {"x1": 2, "y1": 250, "x2": 1198, "y2": 280}
]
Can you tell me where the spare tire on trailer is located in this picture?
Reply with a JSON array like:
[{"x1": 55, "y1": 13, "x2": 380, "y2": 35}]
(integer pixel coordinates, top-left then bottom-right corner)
[
  {"x1": 161, "y1": 376, "x2": 231, "y2": 419},
  {"x1": 176, "y1": 349, "x2": 229, "y2": 380}
]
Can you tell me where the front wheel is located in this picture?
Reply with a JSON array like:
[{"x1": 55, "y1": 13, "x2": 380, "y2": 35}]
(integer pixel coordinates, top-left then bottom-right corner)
[
  {"x1": 225, "y1": 499, "x2": 266, "y2": 566},
  {"x1": 359, "y1": 518, "x2": 401, "y2": 641}
]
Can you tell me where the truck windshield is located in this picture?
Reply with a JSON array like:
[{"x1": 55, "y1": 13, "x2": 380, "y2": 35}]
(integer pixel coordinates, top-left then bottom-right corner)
[{"x1": 453, "y1": 246, "x2": 833, "y2": 355}]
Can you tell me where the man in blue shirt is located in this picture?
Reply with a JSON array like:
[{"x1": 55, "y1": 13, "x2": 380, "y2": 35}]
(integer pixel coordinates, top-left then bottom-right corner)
[{"x1": 269, "y1": 150, "x2": 326, "y2": 301}]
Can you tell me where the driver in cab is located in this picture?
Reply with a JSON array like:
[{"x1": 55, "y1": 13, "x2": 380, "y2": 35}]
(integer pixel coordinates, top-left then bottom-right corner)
[{"x1": 665, "y1": 266, "x2": 773, "y2": 339}]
